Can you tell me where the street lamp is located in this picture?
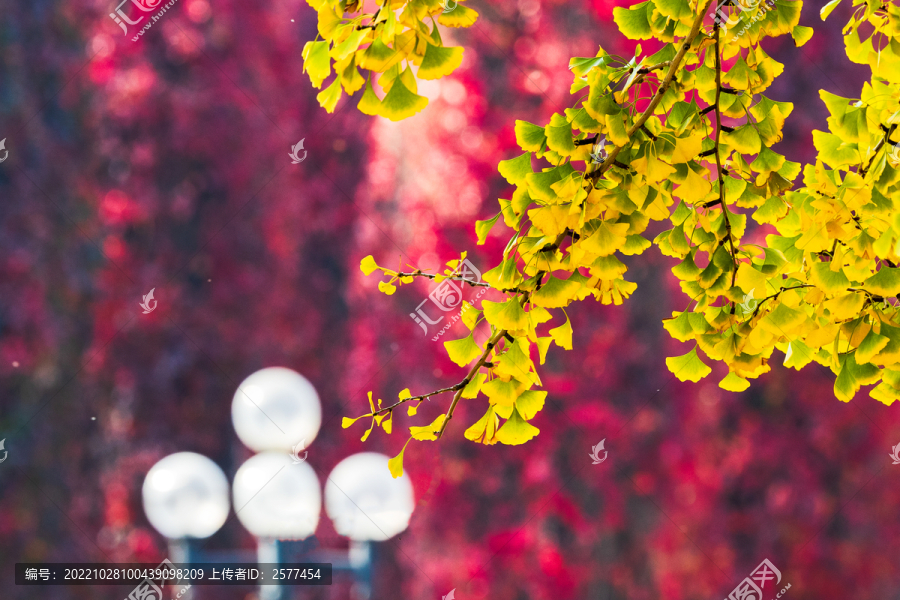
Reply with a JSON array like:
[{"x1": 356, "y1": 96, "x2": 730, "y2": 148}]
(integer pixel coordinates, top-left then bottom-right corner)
[
  {"x1": 142, "y1": 452, "x2": 231, "y2": 540},
  {"x1": 142, "y1": 367, "x2": 416, "y2": 600},
  {"x1": 325, "y1": 453, "x2": 415, "y2": 542},
  {"x1": 141, "y1": 452, "x2": 230, "y2": 599},
  {"x1": 231, "y1": 367, "x2": 322, "y2": 453},
  {"x1": 232, "y1": 452, "x2": 321, "y2": 540}
]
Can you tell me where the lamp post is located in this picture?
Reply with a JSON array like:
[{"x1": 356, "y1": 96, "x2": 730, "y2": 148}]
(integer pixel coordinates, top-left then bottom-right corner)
[
  {"x1": 141, "y1": 367, "x2": 415, "y2": 600},
  {"x1": 141, "y1": 452, "x2": 230, "y2": 600}
]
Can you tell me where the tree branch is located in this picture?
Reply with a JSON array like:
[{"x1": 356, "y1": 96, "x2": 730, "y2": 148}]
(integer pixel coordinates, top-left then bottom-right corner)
[
  {"x1": 749, "y1": 285, "x2": 815, "y2": 319},
  {"x1": 598, "y1": 0, "x2": 716, "y2": 174},
  {"x1": 394, "y1": 269, "x2": 492, "y2": 287},
  {"x1": 713, "y1": 30, "x2": 739, "y2": 290},
  {"x1": 436, "y1": 328, "x2": 507, "y2": 439},
  {"x1": 366, "y1": 383, "x2": 466, "y2": 417}
]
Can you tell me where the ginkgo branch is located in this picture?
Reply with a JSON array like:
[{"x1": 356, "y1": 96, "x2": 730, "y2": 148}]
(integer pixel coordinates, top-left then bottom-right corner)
[
  {"x1": 599, "y1": 0, "x2": 716, "y2": 172},
  {"x1": 434, "y1": 228, "x2": 571, "y2": 438},
  {"x1": 750, "y1": 285, "x2": 815, "y2": 319},
  {"x1": 393, "y1": 270, "x2": 492, "y2": 288},
  {"x1": 436, "y1": 328, "x2": 507, "y2": 439},
  {"x1": 712, "y1": 29, "x2": 739, "y2": 292},
  {"x1": 366, "y1": 383, "x2": 467, "y2": 418},
  {"x1": 860, "y1": 123, "x2": 897, "y2": 176}
]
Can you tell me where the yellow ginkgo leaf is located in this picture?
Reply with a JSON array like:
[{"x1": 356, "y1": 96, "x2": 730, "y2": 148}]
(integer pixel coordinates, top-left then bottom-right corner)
[
  {"x1": 494, "y1": 406, "x2": 540, "y2": 445},
  {"x1": 358, "y1": 79, "x2": 383, "y2": 116},
  {"x1": 388, "y1": 437, "x2": 412, "y2": 478},
  {"x1": 316, "y1": 78, "x2": 343, "y2": 113},
  {"x1": 665, "y1": 347, "x2": 712, "y2": 382}
]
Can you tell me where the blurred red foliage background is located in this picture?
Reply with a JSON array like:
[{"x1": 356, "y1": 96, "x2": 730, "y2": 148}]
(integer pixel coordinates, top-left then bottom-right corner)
[{"x1": 1, "y1": 0, "x2": 900, "y2": 598}]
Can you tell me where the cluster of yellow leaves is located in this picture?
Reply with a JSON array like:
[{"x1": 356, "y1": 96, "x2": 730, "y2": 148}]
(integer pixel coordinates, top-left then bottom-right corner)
[
  {"x1": 344, "y1": 0, "x2": 900, "y2": 473},
  {"x1": 301, "y1": 0, "x2": 477, "y2": 119}
]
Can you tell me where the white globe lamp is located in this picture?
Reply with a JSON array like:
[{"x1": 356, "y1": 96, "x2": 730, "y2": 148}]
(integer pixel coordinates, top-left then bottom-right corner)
[
  {"x1": 231, "y1": 367, "x2": 322, "y2": 452},
  {"x1": 142, "y1": 452, "x2": 230, "y2": 539},
  {"x1": 324, "y1": 452, "x2": 415, "y2": 541},
  {"x1": 232, "y1": 451, "x2": 321, "y2": 540}
]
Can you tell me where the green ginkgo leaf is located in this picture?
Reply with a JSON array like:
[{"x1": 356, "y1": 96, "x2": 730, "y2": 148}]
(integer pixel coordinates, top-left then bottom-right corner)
[
  {"x1": 331, "y1": 28, "x2": 367, "y2": 61},
  {"x1": 418, "y1": 43, "x2": 464, "y2": 80},
  {"x1": 483, "y1": 378, "x2": 520, "y2": 407},
  {"x1": 515, "y1": 390, "x2": 547, "y2": 420},
  {"x1": 862, "y1": 268, "x2": 900, "y2": 296},
  {"x1": 498, "y1": 152, "x2": 533, "y2": 186},
  {"x1": 438, "y1": 4, "x2": 478, "y2": 27},
  {"x1": 444, "y1": 334, "x2": 482, "y2": 366},
  {"x1": 791, "y1": 25, "x2": 814, "y2": 47},
  {"x1": 380, "y1": 76, "x2": 428, "y2": 121},
  {"x1": 545, "y1": 113, "x2": 576, "y2": 155},
  {"x1": 722, "y1": 124, "x2": 762, "y2": 155},
  {"x1": 483, "y1": 299, "x2": 528, "y2": 331},
  {"x1": 302, "y1": 40, "x2": 331, "y2": 88},
  {"x1": 663, "y1": 311, "x2": 694, "y2": 342},
  {"x1": 475, "y1": 213, "x2": 501, "y2": 245},
  {"x1": 856, "y1": 329, "x2": 889, "y2": 364},
  {"x1": 531, "y1": 276, "x2": 582, "y2": 308},
  {"x1": 612, "y1": 1, "x2": 653, "y2": 40},
  {"x1": 358, "y1": 38, "x2": 403, "y2": 72},
  {"x1": 810, "y1": 262, "x2": 851, "y2": 295},
  {"x1": 515, "y1": 121, "x2": 547, "y2": 152}
]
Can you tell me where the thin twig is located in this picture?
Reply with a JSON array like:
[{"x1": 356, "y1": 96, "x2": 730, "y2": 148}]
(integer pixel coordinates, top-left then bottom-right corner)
[
  {"x1": 367, "y1": 383, "x2": 465, "y2": 417},
  {"x1": 395, "y1": 270, "x2": 492, "y2": 288}
]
